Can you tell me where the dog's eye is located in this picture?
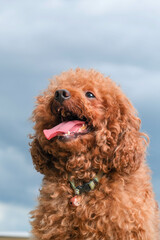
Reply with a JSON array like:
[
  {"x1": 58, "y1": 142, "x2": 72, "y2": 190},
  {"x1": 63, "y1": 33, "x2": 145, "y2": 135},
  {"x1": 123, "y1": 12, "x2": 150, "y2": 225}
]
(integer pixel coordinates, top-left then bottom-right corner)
[{"x1": 85, "y1": 92, "x2": 96, "y2": 98}]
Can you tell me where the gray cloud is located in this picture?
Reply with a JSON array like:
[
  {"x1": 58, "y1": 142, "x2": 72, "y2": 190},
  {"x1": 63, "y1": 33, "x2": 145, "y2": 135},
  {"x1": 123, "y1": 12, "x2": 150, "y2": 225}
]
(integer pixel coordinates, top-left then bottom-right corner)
[
  {"x1": 0, "y1": 146, "x2": 41, "y2": 206},
  {"x1": 1, "y1": 0, "x2": 160, "y2": 71},
  {"x1": 0, "y1": 202, "x2": 31, "y2": 231}
]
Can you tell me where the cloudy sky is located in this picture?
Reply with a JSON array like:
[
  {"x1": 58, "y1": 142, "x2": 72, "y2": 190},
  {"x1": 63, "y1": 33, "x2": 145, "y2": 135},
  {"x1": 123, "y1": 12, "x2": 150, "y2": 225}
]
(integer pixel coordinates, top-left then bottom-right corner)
[{"x1": 0, "y1": 0, "x2": 160, "y2": 233}]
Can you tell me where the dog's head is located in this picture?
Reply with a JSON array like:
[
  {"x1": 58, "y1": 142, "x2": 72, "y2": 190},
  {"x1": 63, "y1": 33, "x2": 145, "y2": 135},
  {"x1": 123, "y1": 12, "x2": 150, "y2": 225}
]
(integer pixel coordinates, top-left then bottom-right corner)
[{"x1": 30, "y1": 69, "x2": 148, "y2": 178}]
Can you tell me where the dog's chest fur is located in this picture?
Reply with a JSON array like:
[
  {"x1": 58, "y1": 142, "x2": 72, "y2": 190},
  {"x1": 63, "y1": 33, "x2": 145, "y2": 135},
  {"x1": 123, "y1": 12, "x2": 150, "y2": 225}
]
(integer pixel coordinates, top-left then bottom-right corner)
[{"x1": 31, "y1": 168, "x2": 158, "y2": 240}]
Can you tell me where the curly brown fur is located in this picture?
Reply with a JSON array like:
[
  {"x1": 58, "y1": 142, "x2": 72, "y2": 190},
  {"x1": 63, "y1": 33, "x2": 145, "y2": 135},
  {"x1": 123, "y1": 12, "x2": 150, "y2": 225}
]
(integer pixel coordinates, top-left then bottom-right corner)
[{"x1": 30, "y1": 68, "x2": 159, "y2": 239}]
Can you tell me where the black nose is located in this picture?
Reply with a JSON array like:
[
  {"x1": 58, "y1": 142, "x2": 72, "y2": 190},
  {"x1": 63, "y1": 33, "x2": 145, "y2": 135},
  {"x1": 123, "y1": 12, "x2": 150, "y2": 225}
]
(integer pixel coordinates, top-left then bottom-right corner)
[{"x1": 54, "y1": 89, "x2": 71, "y2": 104}]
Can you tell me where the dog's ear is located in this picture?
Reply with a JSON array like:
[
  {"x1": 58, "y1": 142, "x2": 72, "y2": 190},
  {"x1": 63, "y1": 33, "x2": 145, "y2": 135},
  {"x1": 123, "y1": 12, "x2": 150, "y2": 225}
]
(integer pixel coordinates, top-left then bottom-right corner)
[
  {"x1": 109, "y1": 129, "x2": 148, "y2": 174},
  {"x1": 30, "y1": 136, "x2": 54, "y2": 175},
  {"x1": 102, "y1": 89, "x2": 149, "y2": 174},
  {"x1": 110, "y1": 98, "x2": 149, "y2": 174}
]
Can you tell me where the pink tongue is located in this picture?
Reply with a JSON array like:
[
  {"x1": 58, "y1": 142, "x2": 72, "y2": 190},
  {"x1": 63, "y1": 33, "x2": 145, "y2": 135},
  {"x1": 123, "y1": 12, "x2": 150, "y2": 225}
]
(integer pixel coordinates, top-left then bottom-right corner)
[{"x1": 43, "y1": 120, "x2": 85, "y2": 140}]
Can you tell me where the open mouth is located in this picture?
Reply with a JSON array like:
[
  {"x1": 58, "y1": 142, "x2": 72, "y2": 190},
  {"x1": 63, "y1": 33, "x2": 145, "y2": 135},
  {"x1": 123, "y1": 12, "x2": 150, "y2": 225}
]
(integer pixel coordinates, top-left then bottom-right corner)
[{"x1": 43, "y1": 108, "x2": 91, "y2": 141}]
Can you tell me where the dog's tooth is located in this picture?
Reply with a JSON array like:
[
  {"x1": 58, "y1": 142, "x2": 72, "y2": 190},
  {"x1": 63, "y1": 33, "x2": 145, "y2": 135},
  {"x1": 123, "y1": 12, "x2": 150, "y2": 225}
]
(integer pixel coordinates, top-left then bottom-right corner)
[
  {"x1": 81, "y1": 124, "x2": 87, "y2": 130},
  {"x1": 64, "y1": 131, "x2": 71, "y2": 136},
  {"x1": 78, "y1": 124, "x2": 87, "y2": 132},
  {"x1": 78, "y1": 127, "x2": 82, "y2": 132}
]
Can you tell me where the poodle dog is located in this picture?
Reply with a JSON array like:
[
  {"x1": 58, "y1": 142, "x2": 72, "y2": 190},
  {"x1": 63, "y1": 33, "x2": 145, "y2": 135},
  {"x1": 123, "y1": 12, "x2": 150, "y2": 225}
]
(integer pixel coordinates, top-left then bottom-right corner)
[{"x1": 30, "y1": 69, "x2": 159, "y2": 240}]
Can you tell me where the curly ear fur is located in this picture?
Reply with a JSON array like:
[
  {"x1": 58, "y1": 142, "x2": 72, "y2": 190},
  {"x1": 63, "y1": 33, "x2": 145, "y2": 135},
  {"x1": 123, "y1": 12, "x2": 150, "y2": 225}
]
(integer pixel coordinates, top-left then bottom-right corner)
[
  {"x1": 96, "y1": 84, "x2": 150, "y2": 175},
  {"x1": 107, "y1": 92, "x2": 149, "y2": 174},
  {"x1": 30, "y1": 137, "x2": 54, "y2": 175},
  {"x1": 110, "y1": 130, "x2": 148, "y2": 174}
]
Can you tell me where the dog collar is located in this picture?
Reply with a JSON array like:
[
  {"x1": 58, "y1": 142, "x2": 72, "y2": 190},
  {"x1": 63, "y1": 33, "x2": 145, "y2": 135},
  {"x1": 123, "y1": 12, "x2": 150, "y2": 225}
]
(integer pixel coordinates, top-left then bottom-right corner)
[{"x1": 68, "y1": 171, "x2": 103, "y2": 206}]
